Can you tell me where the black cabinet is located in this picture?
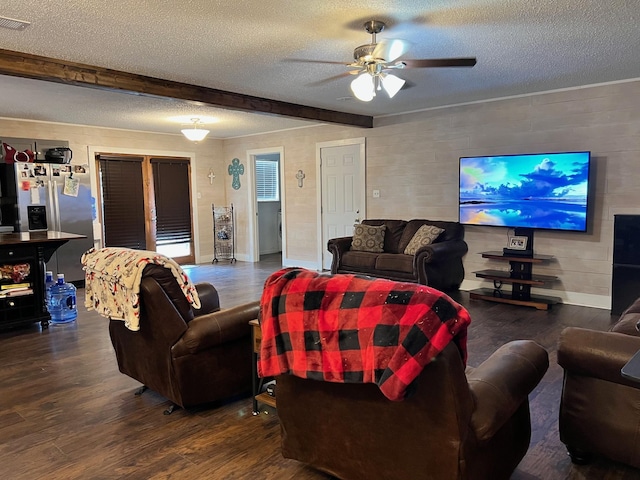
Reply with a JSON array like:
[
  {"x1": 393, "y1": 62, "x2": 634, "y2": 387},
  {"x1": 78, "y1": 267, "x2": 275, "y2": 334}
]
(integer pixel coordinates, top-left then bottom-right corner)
[
  {"x1": 0, "y1": 243, "x2": 49, "y2": 330},
  {"x1": 0, "y1": 232, "x2": 85, "y2": 330},
  {"x1": 612, "y1": 215, "x2": 640, "y2": 315}
]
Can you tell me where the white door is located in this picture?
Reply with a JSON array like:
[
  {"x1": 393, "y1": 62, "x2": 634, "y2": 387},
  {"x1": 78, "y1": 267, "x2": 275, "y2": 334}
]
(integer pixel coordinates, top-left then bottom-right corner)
[{"x1": 320, "y1": 142, "x2": 365, "y2": 270}]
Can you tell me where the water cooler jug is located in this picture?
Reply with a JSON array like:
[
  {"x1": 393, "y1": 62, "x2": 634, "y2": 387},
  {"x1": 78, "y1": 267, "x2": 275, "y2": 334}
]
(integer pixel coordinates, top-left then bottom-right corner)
[{"x1": 48, "y1": 273, "x2": 77, "y2": 324}]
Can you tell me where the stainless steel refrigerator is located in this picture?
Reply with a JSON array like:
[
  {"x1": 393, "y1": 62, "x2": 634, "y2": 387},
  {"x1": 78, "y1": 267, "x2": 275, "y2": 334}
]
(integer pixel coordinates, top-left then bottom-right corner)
[{"x1": 14, "y1": 161, "x2": 94, "y2": 283}]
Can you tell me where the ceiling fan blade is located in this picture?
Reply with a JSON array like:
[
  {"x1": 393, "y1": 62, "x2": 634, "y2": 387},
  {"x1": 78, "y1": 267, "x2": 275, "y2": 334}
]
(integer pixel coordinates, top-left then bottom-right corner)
[
  {"x1": 306, "y1": 72, "x2": 354, "y2": 87},
  {"x1": 371, "y1": 39, "x2": 410, "y2": 62},
  {"x1": 402, "y1": 58, "x2": 477, "y2": 68}
]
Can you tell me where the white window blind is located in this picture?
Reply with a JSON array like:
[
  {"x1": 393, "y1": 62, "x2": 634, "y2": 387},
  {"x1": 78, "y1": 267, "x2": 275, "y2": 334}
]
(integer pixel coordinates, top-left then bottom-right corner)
[{"x1": 256, "y1": 159, "x2": 279, "y2": 201}]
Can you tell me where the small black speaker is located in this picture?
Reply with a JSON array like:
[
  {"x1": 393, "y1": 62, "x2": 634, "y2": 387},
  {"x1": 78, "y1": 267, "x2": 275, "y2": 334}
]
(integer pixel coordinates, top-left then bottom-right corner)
[{"x1": 612, "y1": 215, "x2": 640, "y2": 314}]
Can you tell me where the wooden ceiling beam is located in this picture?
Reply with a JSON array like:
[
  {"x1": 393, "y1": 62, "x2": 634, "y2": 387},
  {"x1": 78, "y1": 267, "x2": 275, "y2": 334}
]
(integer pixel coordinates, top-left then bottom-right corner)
[{"x1": 0, "y1": 49, "x2": 373, "y2": 128}]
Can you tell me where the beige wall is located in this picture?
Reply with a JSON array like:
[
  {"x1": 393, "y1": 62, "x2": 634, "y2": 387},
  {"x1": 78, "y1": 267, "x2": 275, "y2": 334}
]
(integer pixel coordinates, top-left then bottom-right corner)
[
  {"x1": 225, "y1": 79, "x2": 640, "y2": 309},
  {"x1": 3, "y1": 77, "x2": 640, "y2": 308},
  {"x1": 223, "y1": 125, "x2": 363, "y2": 264}
]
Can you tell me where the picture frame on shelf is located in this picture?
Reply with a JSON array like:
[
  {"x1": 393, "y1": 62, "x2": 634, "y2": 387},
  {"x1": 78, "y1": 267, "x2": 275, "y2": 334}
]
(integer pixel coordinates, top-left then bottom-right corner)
[{"x1": 508, "y1": 235, "x2": 528, "y2": 251}]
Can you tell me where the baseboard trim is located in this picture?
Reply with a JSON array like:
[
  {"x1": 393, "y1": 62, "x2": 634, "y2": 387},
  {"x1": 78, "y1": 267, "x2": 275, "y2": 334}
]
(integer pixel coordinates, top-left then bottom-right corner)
[
  {"x1": 460, "y1": 279, "x2": 611, "y2": 310},
  {"x1": 200, "y1": 254, "x2": 214, "y2": 264},
  {"x1": 233, "y1": 253, "x2": 251, "y2": 262},
  {"x1": 260, "y1": 249, "x2": 282, "y2": 256},
  {"x1": 199, "y1": 253, "x2": 249, "y2": 263}
]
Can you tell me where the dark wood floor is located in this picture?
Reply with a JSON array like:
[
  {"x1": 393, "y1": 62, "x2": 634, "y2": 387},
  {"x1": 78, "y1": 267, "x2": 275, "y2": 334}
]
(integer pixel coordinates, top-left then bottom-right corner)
[{"x1": 1, "y1": 254, "x2": 638, "y2": 479}]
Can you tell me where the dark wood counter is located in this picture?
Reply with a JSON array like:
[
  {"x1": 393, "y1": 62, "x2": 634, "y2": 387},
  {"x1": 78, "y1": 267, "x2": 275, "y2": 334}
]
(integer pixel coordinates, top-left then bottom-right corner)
[
  {"x1": 0, "y1": 230, "x2": 85, "y2": 250},
  {"x1": 0, "y1": 231, "x2": 86, "y2": 243},
  {"x1": 0, "y1": 231, "x2": 87, "y2": 330}
]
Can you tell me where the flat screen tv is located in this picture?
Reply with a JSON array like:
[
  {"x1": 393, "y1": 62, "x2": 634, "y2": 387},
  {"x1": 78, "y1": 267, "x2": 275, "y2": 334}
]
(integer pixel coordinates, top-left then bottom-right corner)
[{"x1": 459, "y1": 151, "x2": 591, "y2": 232}]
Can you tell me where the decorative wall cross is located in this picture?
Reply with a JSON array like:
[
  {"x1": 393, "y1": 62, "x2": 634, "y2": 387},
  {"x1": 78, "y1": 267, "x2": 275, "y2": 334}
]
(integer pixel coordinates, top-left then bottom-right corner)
[
  {"x1": 228, "y1": 158, "x2": 244, "y2": 190},
  {"x1": 296, "y1": 169, "x2": 305, "y2": 188},
  {"x1": 208, "y1": 169, "x2": 216, "y2": 185}
]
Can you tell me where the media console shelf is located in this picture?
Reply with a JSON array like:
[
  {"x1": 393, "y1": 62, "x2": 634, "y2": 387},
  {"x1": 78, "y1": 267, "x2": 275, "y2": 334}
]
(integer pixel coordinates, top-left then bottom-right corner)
[{"x1": 470, "y1": 251, "x2": 561, "y2": 310}]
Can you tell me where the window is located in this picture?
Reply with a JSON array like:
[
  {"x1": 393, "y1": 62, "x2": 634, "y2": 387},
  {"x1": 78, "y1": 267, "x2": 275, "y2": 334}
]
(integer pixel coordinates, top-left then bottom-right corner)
[
  {"x1": 98, "y1": 155, "x2": 146, "y2": 250},
  {"x1": 256, "y1": 159, "x2": 279, "y2": 202},
  {"x1": 151, "y1": 158, "x2": 193, "y2": 259},
  {"x1": 97, "y1": 154, "x2": 194, "y2": 263}
]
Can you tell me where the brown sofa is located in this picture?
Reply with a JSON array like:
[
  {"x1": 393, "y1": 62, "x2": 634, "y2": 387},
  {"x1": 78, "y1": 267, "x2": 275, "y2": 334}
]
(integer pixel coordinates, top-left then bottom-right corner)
[
  {"x1": 558, "y1": 297, "x2": 640, "y2": 468},
  {"x1": 108, "y1": 264, "x2": 261, "y2": 414},
  {"x1": 276, "y1": 340, "x2": 549, "y2": 480},
  {"x1": 327, "y1": 219, "x2": 468, "y2": 290}
]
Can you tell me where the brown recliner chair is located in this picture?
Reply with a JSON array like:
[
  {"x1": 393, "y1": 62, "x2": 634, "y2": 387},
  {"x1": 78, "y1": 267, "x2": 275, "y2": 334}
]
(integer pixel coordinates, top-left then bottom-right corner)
[
  {"x1": 108, "y1": 264, "x2": 260, "y2": 414},
  {"x1": 558, "y1": 297, "x2": 640, "y2": 468},
  {"x1": 276, "y1": 340, "x2": 549, "y2": 480}
]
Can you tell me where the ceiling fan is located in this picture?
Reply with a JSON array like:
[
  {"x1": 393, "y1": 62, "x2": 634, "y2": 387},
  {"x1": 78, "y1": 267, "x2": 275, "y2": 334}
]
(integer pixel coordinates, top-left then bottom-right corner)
[{"x1": 308, "y1": 20, "x2": 477, "y2": 101}]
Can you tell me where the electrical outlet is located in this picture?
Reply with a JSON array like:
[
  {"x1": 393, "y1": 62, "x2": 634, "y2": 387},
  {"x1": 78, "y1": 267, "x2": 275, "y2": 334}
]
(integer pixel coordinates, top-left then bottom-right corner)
[{"x1": 372, "y1": 189, "x2": 380, "y2": 198}]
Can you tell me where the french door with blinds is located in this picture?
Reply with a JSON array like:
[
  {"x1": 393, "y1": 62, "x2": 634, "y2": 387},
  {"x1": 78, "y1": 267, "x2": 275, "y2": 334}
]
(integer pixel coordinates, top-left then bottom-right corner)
[{"x1": 97, "y1": 154, "x2": 194, "y2": 264}]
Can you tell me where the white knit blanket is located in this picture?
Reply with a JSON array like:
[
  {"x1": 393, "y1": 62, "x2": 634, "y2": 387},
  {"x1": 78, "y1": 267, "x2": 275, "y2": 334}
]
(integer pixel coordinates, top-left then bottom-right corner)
[{"x1": 81, "y1": 247, "x2": 201, "y2": 331}]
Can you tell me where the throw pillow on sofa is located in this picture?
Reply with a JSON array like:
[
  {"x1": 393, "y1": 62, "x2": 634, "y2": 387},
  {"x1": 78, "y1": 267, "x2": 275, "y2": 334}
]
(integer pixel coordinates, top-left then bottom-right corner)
[
  {"x1": 404, "y1": 224, "x2": 444, "y2": 255},
  {"x1": 351, "y1": 224, "x2": 386, "y2": 253}
]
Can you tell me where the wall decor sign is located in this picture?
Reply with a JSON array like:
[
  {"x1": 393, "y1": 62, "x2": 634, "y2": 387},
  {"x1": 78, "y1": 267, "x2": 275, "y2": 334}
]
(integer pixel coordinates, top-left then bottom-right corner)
[
  {"x1": 296, "y1": 169, "x2": 305, "y2": 188},
  {"x1": 228, "y1": 158, "x2": 244, "y2": 190}
]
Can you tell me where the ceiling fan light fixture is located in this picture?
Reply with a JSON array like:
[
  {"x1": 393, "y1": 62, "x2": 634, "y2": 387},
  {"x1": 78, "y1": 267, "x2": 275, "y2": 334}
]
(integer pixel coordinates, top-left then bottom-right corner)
[
  {"x1": 181, "y1": 118, "x2": 210, "y2": 142},
  {"x1": 350, "y1": 73, "x2": 375, "y2": 102},
  {"x1": 381, "y1": 73, "x2": 405, "y2": 99}
]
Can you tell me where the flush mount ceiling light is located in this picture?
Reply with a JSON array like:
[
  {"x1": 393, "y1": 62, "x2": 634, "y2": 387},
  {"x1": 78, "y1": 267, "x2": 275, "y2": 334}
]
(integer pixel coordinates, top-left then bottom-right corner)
[
  {"x1": 0, "y1": 15, "x2": 31, "y2": 30},
  {"x1": 181, "y1": 118, "x2": 210, "y2": 142}
]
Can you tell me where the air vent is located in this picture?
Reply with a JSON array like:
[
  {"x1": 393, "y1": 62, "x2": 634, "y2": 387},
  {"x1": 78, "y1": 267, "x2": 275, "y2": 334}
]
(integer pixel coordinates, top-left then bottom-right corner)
[{"x1": 0, "y1": 16, "x2": 30, "y2": 31}]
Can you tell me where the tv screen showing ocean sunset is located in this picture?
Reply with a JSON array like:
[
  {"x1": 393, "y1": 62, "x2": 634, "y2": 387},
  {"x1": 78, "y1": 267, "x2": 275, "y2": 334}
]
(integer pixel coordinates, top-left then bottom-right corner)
[{"x1": 459, "y1": 151, "x2": 591, "y2": 232}]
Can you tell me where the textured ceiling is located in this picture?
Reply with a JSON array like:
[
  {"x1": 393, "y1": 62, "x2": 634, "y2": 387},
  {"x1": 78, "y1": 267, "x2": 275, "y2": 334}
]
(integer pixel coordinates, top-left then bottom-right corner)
[{"x1": 0, "y1": 1, "x2": 639, "y2": 138}]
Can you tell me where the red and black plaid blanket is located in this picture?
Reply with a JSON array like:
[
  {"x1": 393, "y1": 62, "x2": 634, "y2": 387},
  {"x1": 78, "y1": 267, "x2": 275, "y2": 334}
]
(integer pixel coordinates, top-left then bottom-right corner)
[{"x1": 258, "y1": 268, "x2": 471, "y2": 401}]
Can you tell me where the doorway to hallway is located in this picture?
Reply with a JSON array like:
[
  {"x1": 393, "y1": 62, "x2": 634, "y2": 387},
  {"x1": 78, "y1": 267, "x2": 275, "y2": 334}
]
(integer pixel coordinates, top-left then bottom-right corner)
[{"x1": 246, "y1": 147, "x2": 285, "y2": 263}]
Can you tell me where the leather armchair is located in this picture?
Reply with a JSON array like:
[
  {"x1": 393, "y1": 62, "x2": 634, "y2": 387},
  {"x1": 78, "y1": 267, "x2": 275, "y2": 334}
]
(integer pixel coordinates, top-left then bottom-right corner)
[
  {"x1": 558, "y1": 298, "x2": 640, "y2": 468},
  {"x1": 276, "y1": 340, "x2": 549, "y2": 480},
  {"x1": 108, "y1": 264, "x2": 260, "y2": 413}
]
